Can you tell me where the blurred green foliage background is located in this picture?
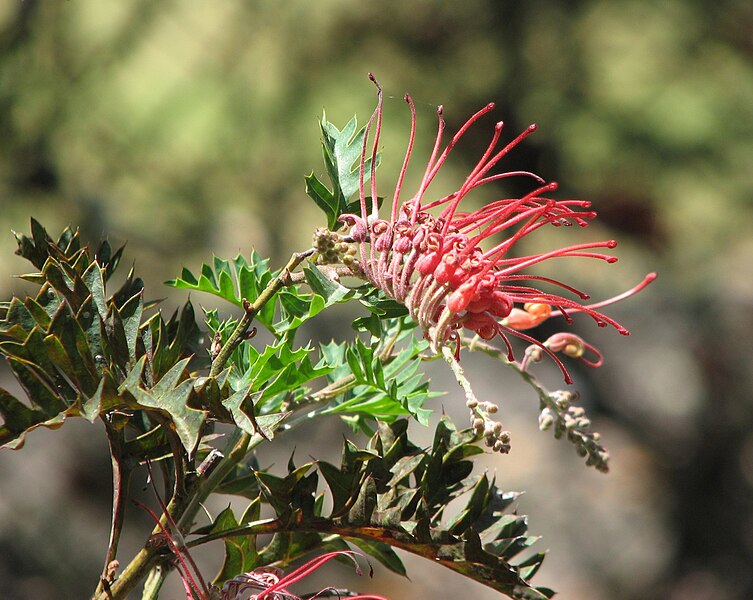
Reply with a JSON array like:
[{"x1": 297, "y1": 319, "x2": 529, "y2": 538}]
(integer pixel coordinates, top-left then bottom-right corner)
[{"x1": 1, "y1": 1, "x2": 753, "y2": 598}]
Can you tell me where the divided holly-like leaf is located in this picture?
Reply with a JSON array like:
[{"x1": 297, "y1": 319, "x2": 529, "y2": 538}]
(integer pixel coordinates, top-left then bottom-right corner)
[
  {"x1": 166, "y1": 252, "x2": 278, "y2": 331},
  {"x1": 305, "y1": 113, "x2": 381, "y2": 229},
  {"x1": 172, "y1": 258, "x2": 358, "y2": 341},
  {"x1": 0, "y1": 221, "x2": 281, "y2": 453},
  {"x1": 320, "y1": 317, "x2": 437, "y2": 428},
  {"x1": 195, "y1": 417, "x2": 553, "y2": 599}
]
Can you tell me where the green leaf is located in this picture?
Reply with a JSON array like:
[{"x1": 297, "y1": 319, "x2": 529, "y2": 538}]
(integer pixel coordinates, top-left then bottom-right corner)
[
  {"x1": 255, "y1": 462, "x2": 317, "y2": 518},
  {"x1": 80, "y1": 376, "x2": 120, "y2": 423},
  {"x1": 198, "y1": 418, "x2": 553, "y2": 599},
  {"x1": 166, "y1": 251, "x2": 276, "y2": 322},
  {"x1": 209, "y1": 504, "x2": 261, "y2": 584},
  {"x1": 151, "y1": 301, "x2": 201, "y2": 380},
  {"x1": 0, "y1": 221, "x2": 218, "y2": 451},
  {"x1": 222, "y1": 388, "x2": 264, "y2": 436},
  {"x1": 305, "y1": 113, "x2": 380, "y2": 228},
  {"x1": 345, "y1": 475, "x2": 378, "y2": 526},
  {"x1": 0, "y1": 388, "x2": 46, "y2": 449},
  {"x1": 222, "y1": 387, "x2": 288, "y2": 440},
  {"x1": 119, "y1": 291, "x2": 144, "y2": 362},
  {"x1": 122, "y1": 357, "x2": 207, "y2": 454},
  {"x1": 303, "y1": 265, "x2": 351, "y2": 303},
  {"x1": 215, "y1": 462, "x2": 261, "y2": 499},
  {"x1": 321, "y1": 329, "x2": 436, "y2": 425},
  {"x1": 48, "y1": 303, "x2": 100, "y2": 396},
  {"x1": 322, "y1": 114, "x2": 379, "y2": 205},
  {"x1": 318, "y1": 460, "x2": 359, "y2": 517},
  {"x1": 305, "y1": 172, "x2": 339, "y2": 229},
  {"x1": 7, "y1": 355, "x2": 67, "y2": 415},
  {"x1": 359, "y1": 288, "x2": 410, "y2": 319},
  {"x1": 4, "y1": 297, "x2": 36, "y2": 333},
  {"x1": 347, "y1": 537, "x2": 407, "y2": 578},
  {"x1": 259, "y1": 355, "x2": 333, "y2": 403},
  {"x1": 81, "y1": 262, "x2": 107, "y2": 320}
]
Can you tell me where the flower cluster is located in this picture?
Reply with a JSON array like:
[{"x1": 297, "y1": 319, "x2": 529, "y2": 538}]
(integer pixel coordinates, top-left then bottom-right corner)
[{"x1": 340, "y1": 75, "x2": 655, "y2": 382}]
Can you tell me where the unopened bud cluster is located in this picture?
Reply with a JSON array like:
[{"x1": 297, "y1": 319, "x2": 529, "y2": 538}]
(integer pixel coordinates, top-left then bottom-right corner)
[
  {"x1": 467, "y1": 398, "x2": 511, "y2": 454},
  {"x1": 313, "y1": 228, "x2": 357, "y2": 266},
  {"x1": 538, "y1": 390, "x2": 609, "y2": 472}
]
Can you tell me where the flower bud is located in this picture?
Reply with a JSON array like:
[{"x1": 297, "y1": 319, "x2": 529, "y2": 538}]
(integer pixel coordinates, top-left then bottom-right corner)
[
  {"x1": 493, "y1": 439, "x2": 510, "y2": 453},
  {"x1": 538, "y1": 408, "x2": 555, "y2": 431}
]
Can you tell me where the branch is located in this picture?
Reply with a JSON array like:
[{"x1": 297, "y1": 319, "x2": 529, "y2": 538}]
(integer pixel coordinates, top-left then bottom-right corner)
[
  {"x1": 442, "y1": 345, "x2": 511, "y2": 453},
  {"x1": 93, "y1": 421, "x2": 130, "y2": 599},
  {"x1": 463, "y1": 336, "x2": 551, "y2": 406},
  {"x1": 209, "y1": 248, "x2": 315, "y2": 377},
  {"x1": 187, "y1": 518, "x2": 543, "y2": 599},
  {"x1": 463, "y1": 336, "x2": 610, "y2": 471}
]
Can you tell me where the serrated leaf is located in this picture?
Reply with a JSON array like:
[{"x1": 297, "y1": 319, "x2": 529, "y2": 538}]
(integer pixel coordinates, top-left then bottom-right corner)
[
  {"x1": 305, "y1": 113, "x2": 380, "y2": 228},
  {"x1": 387, "y1": 454, "x2": 424, "y2": 487},
  {"x1": 222, "y1": 388, "x2": 264, "y2": 436},
  {"x1": 151, "y1": 301, "x2": 200, "y2": 380},
  {"x1": 123, "y1": 357, "x2": 206, "y2": 454},
  {"x1": 321, "y1": 331, "x2": 435, "y2": 425},
  {"x1": 105, "y1": 303, "x2": 131, "y2": 372},
  {"x1": 7, "y1": 355, "x2": 67, "y2": 415},
  {"x1": 222, "y1": 387, "x2": 289, "y2": 441},
  {"x1": 517, "y1": 551, "x2": 548, "y2": 581},
  {"x1": 345, "y1": 475, "x2": 378, "y2": 526},
  {"x1": 215, "y1": 467, "x2": 261, "y2": 499},
  {"x1": 303, "y1": 265, "x2": 351, "y2": 303},
  {"x1": 189, "y1": 417, "x2": 551, "y2": 598},
  {"x1": 259, "y1": 356, "x2": 333, "y2": 402},
  {"x1": 318, "y1": 460, "x2": 359, "y2": 517},
  {"x1": 255, "y1": 462, "x2": 317, "y2": 518},
  {"x1": 81, "y1": 262, "x2": 107, "y2": 320},
  {"x1": 359, "y1": 289, "x2": 410, "y2": 318},
  {"x1": 0, "y1": 386, "x2": 70, "y2": 450},
  {"x1": 0, "y1": 221, "x2": 216, "y2": 451},
  {"x1": 448, "y1": 474, "x2": 490, "y2": 534},
  {"x1": 80, "y1": 375, "x2": 120, "y2": 422},
  {"x1": 347, "y1": 537, "x2": 407, "y2": 578},
  {"x1": 305, "y1": 172, "x2": 338, "y2": 229},
  {"x1": 119, "y1": 291, "x2": 144, "y2": 362},
  {"x1": 0, "y1": 388, "x2": 44, "y2": 447},
  {"x1": 209, "y1": 505, "x2": 260, "y2": 584},
  {"x1": 5, "y1": 297, "x2": 36, "y2": 333},
  {"x1": 321, "y1": 114, "x2": 379, "y2": 205}
]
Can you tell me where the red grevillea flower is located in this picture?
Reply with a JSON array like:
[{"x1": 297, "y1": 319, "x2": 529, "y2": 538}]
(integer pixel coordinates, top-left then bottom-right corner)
[
  {"x1": 220, "y1": 551, "x2": 387, "y2": 600},
  {"x1": 340, "y1": 75, "x2": 655, "y2": 383}
]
